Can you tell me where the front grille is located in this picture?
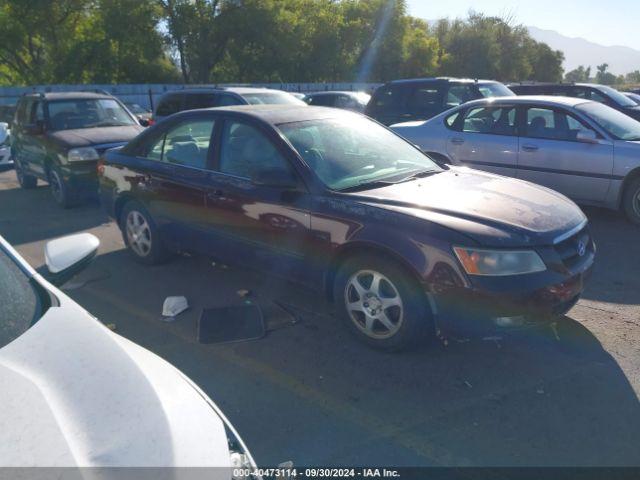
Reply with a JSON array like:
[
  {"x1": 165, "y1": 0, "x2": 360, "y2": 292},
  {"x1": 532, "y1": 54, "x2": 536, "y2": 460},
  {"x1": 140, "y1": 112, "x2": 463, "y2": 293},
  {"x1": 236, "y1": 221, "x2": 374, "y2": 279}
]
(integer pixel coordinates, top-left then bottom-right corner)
[{"x1": 553, "y1": 226, "x2": 592, "y2": 270}]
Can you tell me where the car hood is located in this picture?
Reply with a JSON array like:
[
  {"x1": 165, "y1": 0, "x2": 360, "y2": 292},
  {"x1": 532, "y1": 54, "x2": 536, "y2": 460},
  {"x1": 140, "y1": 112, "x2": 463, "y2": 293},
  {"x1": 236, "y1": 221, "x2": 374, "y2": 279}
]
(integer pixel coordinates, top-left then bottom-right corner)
[
  {"x1": 48, "y1": 125, "x2": 143, "y2": 148},
  {"x1": 0, "y1": 288, "x2": 232, "y2": 468},
  {"x1": 345, "y1": 167, "x2": 586, "y2": 246}
]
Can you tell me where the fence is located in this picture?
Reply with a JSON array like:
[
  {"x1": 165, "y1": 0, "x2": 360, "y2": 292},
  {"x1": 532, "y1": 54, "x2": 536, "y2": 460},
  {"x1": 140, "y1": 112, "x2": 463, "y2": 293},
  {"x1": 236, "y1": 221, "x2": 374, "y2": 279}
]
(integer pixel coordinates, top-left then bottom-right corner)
[{"x1": 0, "y1": 83, "x2": 382, "y2": 109}]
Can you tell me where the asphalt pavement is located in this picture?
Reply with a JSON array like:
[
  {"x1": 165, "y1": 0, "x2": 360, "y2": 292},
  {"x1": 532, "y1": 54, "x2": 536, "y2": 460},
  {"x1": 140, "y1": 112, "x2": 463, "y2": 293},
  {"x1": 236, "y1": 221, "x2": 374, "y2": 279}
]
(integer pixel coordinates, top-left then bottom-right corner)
[{"x1": 1, "y1": 167, "x2": 639, "y2": 467}]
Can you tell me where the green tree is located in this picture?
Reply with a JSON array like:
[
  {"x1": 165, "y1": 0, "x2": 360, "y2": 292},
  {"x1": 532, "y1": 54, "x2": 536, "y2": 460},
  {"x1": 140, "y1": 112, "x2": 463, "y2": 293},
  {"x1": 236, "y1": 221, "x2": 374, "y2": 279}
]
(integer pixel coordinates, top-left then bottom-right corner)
[
  {"x1": 595, "y1": 63, "x2": 617, "y2": 85},
  {"x1": 565, "y1": 65, "x2": 591, "y2": 82}
]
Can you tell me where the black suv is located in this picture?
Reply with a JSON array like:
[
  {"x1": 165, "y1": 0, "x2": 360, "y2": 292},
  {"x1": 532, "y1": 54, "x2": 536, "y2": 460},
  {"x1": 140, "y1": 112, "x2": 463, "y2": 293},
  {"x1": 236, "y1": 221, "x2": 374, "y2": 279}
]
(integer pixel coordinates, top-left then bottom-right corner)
[
  {"x1": 153, "y1": 87, "x2": 305, "y2": 122},
  {"x1": 509, "y1": 82, "x2": 640, "y2": 121},
  {"x1": 365, "y1": 77, "x2": 515, "y2": 125},
  {"x1": 12, "y1": 92, "x2": 143, "y2": 207}
]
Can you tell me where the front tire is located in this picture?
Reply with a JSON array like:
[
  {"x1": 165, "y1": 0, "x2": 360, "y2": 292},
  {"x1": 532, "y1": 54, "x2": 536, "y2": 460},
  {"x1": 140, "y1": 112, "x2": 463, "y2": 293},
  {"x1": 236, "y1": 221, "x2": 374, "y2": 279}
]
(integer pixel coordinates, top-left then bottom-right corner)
[
  {"x1": 333, "y1": 253, "x2": 434, "y2": 351},
  {"x1": 622, "y1": 177, "x2": 640, "y2": 225},
  {"x1": 49, "y1": 165, "x2": 75, "y2": 208},
  {"x1": 120, "y1": 201, "x2": 170, "y2": 265},
  {"x1": 15, "y1": 159, "x2": 37, "y2": 189}
]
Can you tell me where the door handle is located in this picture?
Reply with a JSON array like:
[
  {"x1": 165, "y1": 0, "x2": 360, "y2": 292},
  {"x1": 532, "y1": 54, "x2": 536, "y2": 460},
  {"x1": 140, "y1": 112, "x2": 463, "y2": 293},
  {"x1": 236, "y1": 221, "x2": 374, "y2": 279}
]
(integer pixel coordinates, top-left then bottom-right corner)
[
  {"x1": 207, "y1": 189, "x2": 225, "y2": 200},
  {"x1": 521, "y1": 144, "x2": 539, "y2": 152},
  {"x1": 450, "y1": 137, "x2": 465, "y2": 145}
]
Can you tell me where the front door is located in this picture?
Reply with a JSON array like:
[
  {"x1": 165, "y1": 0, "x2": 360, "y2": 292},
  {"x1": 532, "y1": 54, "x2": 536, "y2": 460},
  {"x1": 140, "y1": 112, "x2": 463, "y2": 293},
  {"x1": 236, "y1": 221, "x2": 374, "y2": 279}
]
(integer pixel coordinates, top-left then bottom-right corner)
[
  {"x1": 20, "y1": 100, "x2": 48, "y2": 177},
  {"x1": 516, "y1": 106, "x2": 614, "y2": 203},
  {"x1": 203, "y1": 119, "x2": 312, "y2": 281},
  {"x1": 446, "y1": 104, "x2": 519, "y2": 177}
]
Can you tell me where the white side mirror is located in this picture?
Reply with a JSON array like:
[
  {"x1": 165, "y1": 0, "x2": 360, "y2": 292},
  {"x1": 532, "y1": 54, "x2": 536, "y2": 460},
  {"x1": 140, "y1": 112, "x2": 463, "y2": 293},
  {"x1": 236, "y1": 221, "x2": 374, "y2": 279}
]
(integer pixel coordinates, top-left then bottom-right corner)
[
  {"x1": 44, "y1": 233, "x2": 100, "y2": 286},
  {"x1": 0, "y1": 122, "x2": 8, "y2": 144}
]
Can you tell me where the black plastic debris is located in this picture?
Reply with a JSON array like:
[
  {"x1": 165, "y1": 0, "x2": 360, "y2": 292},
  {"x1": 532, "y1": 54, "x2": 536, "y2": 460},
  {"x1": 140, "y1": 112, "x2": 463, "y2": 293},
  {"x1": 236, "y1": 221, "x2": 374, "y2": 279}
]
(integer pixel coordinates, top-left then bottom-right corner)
[{"x1": 197, "y1": 304, "x2": 266, "y2": 345}]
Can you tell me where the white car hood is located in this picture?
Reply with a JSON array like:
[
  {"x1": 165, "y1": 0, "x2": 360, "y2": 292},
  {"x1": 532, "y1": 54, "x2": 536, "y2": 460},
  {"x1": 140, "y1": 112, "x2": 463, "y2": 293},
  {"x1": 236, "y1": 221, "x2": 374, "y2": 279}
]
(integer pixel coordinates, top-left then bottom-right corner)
[{"x1": 0, "y1": 291, "x2": 231, "y2": 468}]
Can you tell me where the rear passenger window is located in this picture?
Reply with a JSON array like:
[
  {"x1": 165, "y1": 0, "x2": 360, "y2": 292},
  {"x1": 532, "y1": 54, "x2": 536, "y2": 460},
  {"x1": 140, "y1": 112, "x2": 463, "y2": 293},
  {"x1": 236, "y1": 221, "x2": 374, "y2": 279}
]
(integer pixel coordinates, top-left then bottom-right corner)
[
  {"x1": 156, "y1": 94, "x2": 183, "y2": 117},
  {"x1": 409, "y1": 86, "x2": 442, "y2": 110},
  {"x1": 217, "y1": 94, "x2": 243, "y2": 106},
  {"x1": 463, "y1": 106, "x2": 516, "y2": 135},
  {"x1": 218, "y1": 121, "x2": 291, "y2": 179},
  {"x1": 446, "y1": 85, "x2": 475, "y2": 107},
  {"x1": 184, "y1": 93, "x2": 217, "y2": 110},
  {"x1": 142, "y1": 119, "x2": 215, "y2": 168},
  {"x1": 307, "y1": 95, "x2": 335, "y2": 107},
  {"x1": 371, "y1": 86, "x2": 405, "y2": 109}
]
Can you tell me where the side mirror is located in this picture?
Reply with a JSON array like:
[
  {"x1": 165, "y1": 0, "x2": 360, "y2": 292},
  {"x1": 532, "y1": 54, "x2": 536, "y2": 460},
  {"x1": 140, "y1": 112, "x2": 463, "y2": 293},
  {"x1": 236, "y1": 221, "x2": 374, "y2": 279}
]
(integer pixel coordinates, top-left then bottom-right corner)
[
  {"x1": 576, "y1": 129, "x2": 598, "y2": 144},
  {"x1": 138, "y1": 118, "x2": 150, "y2": 127},
  {"x1": 251, "y1": 168, "x2": 298, "y2": 189},
  {"x1": 44, "y1": 233, "x2": 99, "y2": 286},
  {"x1": 0, "y1": 122, "x2": 8, "y2": 144}
]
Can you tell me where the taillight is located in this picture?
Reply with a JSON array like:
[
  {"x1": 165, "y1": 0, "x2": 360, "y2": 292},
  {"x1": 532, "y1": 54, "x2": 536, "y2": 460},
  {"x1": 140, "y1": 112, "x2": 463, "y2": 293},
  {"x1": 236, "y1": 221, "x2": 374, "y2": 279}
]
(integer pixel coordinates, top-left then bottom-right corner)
[
  {"x1": 97, "y1": 158, "x2": 105, "y2": 176},
  {"x1": 147, "y1": 118, "x2": 155, "y2": 126}
]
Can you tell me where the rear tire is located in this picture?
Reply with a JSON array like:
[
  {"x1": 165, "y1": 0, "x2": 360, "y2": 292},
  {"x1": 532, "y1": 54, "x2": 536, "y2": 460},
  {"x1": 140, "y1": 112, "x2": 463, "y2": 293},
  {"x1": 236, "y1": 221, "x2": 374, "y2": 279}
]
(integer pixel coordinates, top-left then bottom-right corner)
[
  {"x1": 622, "y1": 177, "x2": 640, "y2": 225},
  {"x1": 333, "y1": 253, "x2": 434, "y2": 351},
  {"x1": 120, "y1": 200, "x2": 171, "y2": 265},
  {"x1": 15, "y1": 159, "x2": 37, "y2": 189}
]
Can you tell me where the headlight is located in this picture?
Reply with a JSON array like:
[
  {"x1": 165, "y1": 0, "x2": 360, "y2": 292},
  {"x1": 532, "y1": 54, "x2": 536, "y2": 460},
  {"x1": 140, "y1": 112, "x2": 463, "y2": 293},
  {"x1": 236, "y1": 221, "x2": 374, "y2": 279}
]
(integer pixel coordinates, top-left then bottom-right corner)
[
  {"x1": 453, "y1": 246, "x2": 546, "y2": 276},
  {"x1": 67, "y1": 147, "x2": 99, "y2": 162}
]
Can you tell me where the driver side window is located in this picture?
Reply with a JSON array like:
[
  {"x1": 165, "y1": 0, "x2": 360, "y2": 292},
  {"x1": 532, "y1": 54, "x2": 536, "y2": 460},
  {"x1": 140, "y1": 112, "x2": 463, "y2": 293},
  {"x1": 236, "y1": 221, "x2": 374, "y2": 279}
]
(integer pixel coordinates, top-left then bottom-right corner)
[{"x1": 218, "y1": 121, "x2": 291, "y2": 179}]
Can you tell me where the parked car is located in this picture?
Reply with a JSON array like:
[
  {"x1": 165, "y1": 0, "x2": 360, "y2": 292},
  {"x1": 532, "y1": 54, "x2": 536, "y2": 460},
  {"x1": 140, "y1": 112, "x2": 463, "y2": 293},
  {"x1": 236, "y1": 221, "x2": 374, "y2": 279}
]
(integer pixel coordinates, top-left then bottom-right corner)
[
  {"x1": 99, "y1": 105, "x2": 594, "y2": 351},
  {"x1": 125, "y1": 101, "x2": 153, "y2": 126},
  {"x1": 304, "y1": 91, "x2": 371, "y2": 112},
  {"x1": 0, "y1": 104, "x2": 16, "y2": 123},
  {"x1": 509, "y1": 82, "x2": 640, "y2": 122},
  {"x1": 0, "y1": 233, "x2": 258, "y2": 472},
  {"x1": 11, "y1": 92, "x2": 144, "y2": 207},
  {"x1": 391, "y1": 95, "x2": 640, "y2": 224},
  {"x1": 153, "y1": 87, "x2": 306, "y2": 122},
  {"x1": 365, "y1": 77, "x2": 515, "y2": 125},
  {"x1": 0, "y1": 122, "x2": 12, "y2": 167},
  {"x1": 624, "y1": 92, "x2": 640, "y2": 105}
]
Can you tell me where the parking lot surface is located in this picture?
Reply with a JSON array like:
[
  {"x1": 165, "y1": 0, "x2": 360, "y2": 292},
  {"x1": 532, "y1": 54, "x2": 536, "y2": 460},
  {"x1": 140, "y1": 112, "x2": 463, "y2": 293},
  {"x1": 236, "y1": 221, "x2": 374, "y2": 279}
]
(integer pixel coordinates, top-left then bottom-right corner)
[{"x1": 1, "y1": 167, "x2": 639, "y2": 467}]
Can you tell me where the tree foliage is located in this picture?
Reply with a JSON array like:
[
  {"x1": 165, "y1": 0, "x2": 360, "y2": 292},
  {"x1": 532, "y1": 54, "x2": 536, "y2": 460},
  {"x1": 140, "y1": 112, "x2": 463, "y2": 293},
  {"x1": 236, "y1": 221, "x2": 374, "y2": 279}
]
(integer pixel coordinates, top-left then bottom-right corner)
[{"x1": 0, "y1": 0, "x2": 569, "y2": 86}]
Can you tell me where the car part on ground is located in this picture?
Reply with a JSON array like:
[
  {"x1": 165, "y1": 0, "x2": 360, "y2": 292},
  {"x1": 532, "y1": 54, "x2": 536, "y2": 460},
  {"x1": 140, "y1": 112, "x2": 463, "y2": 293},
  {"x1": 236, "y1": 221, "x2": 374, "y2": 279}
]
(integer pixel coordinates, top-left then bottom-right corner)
[{"x1": 99, "y1": 105, "x2": 594, "y2": 351}]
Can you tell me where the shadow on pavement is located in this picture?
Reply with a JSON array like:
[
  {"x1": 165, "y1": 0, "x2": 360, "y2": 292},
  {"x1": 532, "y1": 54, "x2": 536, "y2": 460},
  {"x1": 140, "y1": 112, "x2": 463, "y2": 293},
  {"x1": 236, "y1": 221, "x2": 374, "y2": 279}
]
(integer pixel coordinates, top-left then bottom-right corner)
[
  {"x1": 67, "y1": 248, "x2": 640, "y2": 467},
  {"x1": 0, "y1": 182, "x2": 108, "y2": 246},
  {"x1": 576, "y1": 206, "x2": 640, "y2": 307}
]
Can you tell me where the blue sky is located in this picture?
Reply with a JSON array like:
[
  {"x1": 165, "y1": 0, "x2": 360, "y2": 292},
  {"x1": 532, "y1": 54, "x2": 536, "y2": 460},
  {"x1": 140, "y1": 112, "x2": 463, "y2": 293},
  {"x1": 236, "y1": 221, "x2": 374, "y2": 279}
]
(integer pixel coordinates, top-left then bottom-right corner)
[{"x1": 406, "y1": 0, "x2": 639, "y2": 50}]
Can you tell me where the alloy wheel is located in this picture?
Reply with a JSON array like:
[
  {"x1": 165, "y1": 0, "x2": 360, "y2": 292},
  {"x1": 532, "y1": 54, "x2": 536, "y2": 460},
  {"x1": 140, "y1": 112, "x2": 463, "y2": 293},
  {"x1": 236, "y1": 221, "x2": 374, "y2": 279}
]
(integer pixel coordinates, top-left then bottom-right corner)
[
  {"x1": 344, "y1": 269, "x2": 404, "y2": 339},
  {"x1": 126, "y1": 211, "x2": 152, "y2": 257}
]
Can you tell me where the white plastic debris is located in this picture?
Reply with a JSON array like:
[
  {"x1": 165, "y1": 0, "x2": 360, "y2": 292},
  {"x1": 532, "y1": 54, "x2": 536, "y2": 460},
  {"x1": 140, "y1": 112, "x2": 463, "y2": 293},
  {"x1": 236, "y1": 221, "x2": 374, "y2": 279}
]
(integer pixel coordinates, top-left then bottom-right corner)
[{"x1": 162, "y1": 296, "x2": 189, "y2": 318}]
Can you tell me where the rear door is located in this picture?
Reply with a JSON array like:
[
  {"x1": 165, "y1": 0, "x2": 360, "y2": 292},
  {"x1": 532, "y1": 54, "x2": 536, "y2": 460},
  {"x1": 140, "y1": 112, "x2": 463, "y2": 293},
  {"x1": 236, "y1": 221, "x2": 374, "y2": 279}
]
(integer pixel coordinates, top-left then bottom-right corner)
[
  {"x1": 130, "y1": 114, "x2": 217, "y2": 251},
  {"x1": 446, "y1": 104, "x2": 519, "y2": 177},
  {"x1": 20, "y1": 100, "x2": 48, "y2": 177},
  {"x1": 516, "y1": 105, "x2": 613, "y2": 202},
  {"x1": 366, "y1": 84, "x2": 410, "y2": 125}
]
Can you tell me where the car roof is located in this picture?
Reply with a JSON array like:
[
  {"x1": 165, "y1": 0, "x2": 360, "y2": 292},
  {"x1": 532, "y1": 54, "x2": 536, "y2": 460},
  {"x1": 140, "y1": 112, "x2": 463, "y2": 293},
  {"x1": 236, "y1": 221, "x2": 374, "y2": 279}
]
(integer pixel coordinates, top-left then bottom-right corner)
[
  {"x1": 462, "y1": 95, "x2": 591, "y2": 108},
  {"x1": 387, "y1": 77, "x2": 499, "y2": 85},
  {"x1": 306, "y1": 91, "x2": 363, "y2": 96},
  {"x1": 23, "y1": 92, "x2": 113, "y2": 101},
  {"x1": 183, "y1": 104, "x2": 357, "y2": 125},
  {"x1": 160, "y1": 87, "x2": 286, "y2": 97},
  {"x1": 510, "y1": 82, "x2": 606, "y2": 89}
]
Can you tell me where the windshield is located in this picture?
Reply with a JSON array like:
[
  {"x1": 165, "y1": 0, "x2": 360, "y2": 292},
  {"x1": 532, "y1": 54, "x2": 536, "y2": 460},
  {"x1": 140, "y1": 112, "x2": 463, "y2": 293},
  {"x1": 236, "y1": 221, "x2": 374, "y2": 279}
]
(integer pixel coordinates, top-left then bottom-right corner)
[
  {"x1": 48, "y1": 98, "x2": 137, "y2": 130},
  {"x1": 242, "y1": 91, "x2": 307, "y2": 106},
  {"x1": 477, "y1": 83, "x2": 515, "y2": 98},
  {"x1": 278, "y1": 115, "x2": 441, "y2": 190},
  {"x1": 576, "y1": 102, "x2": 640, "y2": 141},
  {"x1": 0, "y1": 247, "x2": 41, "y2": 349},
  {"x1": 596, "y1": 85, "x2": 638, "y2": 107}
]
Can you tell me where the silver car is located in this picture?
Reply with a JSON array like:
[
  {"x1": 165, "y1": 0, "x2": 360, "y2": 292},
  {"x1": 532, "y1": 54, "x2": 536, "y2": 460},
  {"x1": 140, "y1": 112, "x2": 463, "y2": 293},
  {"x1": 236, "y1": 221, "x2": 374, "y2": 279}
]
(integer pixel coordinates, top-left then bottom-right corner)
[{"x1": 391, "y1": 96, "x2": 640, "y2": 224}]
